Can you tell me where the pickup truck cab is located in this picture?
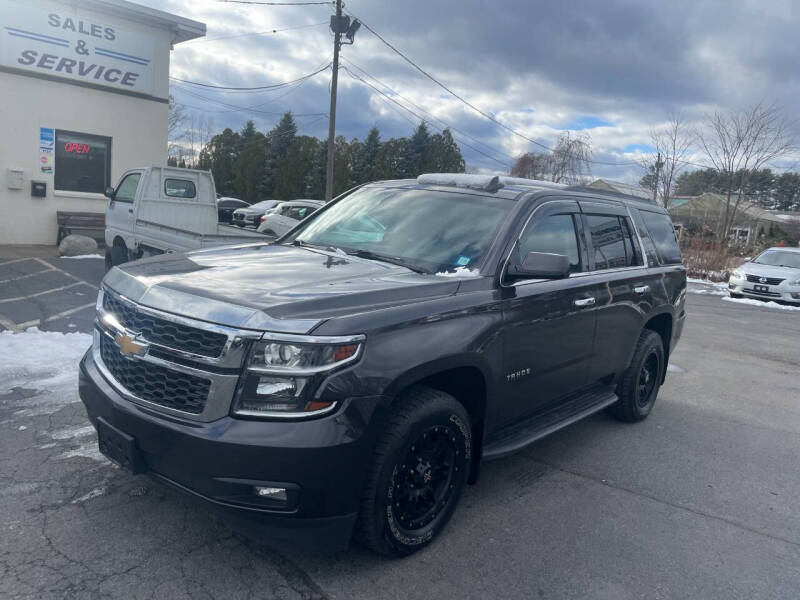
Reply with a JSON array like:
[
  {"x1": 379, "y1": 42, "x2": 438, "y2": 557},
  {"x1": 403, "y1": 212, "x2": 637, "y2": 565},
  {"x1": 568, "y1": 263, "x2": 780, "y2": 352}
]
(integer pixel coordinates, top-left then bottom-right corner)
[
  {"x1": 80, "y1": 173, "x2": 686, "y2": 557},
  {"x1": 103, "y1": 166, "x2": 263, "y2": 270}
]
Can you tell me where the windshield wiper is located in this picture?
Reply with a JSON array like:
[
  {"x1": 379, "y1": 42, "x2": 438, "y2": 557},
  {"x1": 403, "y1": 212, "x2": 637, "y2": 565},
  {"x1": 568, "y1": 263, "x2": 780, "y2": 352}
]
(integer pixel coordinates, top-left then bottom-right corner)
[{"x1": 344, "y1": 249, "x2": 431, "y2": 274}]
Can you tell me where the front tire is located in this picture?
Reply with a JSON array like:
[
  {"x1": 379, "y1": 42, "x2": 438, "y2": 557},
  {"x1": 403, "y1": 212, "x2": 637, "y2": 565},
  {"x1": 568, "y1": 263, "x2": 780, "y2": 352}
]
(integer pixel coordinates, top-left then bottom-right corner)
[
  {"x1": 105, "y1": 245, "x2": 128, "y2": 272},
  {"x1": 356, "y1": 386, "x2": 471, "y2": 557},
  {"x1": 609, "y1": 330, "x2": 665, "y2": 423},
  {"x1": 730, "y1": 292, "x2": 743, "y2": 299}
]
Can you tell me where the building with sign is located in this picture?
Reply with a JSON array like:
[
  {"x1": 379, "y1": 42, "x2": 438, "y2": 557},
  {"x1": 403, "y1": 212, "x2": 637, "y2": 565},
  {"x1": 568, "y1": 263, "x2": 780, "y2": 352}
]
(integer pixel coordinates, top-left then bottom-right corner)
[{"x1": 0, "y1": 0, "x2": 204, "y2": 245}]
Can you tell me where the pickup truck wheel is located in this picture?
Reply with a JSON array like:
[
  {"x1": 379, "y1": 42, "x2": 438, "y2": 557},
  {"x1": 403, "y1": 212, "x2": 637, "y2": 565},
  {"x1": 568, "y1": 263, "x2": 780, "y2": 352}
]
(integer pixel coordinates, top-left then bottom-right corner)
[
  {"x1": 609, "y1": 330, "x2": 665, "y2": 423},
  {"x1": 105, "y1": 245, "x2": 128, "y2": 272},
  {"x1": 730, "y1": 292, "x2": 743, "y2": 299},
  {"x1": 355, "y1": 386, "x2": 471, "y2": 557}
]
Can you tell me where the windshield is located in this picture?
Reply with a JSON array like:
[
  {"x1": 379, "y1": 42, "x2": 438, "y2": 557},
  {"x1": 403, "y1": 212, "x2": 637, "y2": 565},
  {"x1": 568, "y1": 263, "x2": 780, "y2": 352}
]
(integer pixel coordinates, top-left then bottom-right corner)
[
  {"x1": 250, "y1": 200, "x2": 276, "y2": 210},
  {"x1": 285, "y1": 187, "x2": 514, "y2": 273},
  {"x1": 753, "y1": 250, "x2": 800, "y2": 269}
]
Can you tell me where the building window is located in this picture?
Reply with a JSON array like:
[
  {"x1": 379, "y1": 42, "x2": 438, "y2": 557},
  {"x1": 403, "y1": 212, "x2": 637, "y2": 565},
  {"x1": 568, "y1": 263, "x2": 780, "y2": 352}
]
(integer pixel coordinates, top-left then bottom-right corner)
[{"x1": 54, "y1": 130, "x2": 111, "y2": 194}]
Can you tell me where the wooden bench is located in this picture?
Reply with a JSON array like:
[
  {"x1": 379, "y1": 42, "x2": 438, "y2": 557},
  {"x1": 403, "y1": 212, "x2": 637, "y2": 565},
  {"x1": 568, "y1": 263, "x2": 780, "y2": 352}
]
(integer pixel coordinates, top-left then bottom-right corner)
[{"x1": 56, "y1": 211, "x2": 106, "y2": 245}]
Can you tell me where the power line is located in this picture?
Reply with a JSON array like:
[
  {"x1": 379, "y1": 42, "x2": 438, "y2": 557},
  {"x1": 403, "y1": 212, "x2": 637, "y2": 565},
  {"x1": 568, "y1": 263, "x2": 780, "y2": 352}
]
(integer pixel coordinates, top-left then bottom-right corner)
[
  {"x1": 217, "y1": 1, "x2": 332, "y2": 5},
  {"x1": 343, "y1": 66, "x2": 510, "y2": 168},
  {"x1": 174, "y1": 83, "x2": 327, "y2": 117},
  {"x1": 182, "y1": 21, "x2": 327, "y2": 45},
  {"x1": 170, "y1": 62, "x2": 330, "y2": 91},
  {"x1": 343, "y1": 58, "x2": 516, "y2": 163},
  {"x1": 343, "y1": 8, "x2": 648, "y2": 169}
]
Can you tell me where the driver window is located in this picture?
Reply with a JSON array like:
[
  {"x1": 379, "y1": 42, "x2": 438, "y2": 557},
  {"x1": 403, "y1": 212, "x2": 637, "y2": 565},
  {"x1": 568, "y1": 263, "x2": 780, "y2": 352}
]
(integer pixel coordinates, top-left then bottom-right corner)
[
  {"x1": 115, "y1": 173, "x2": 141, "y2": 203},
  {"x1": 518, "y1": 213, "x2": 582, "y2": 273}
]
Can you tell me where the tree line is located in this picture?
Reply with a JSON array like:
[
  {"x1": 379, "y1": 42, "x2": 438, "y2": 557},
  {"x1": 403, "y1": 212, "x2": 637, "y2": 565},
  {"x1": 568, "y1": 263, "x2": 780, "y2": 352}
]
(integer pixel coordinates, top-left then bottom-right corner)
[
  {"x1": 169, "y1": 111, "x2": 465, "y2": 203},
  {"x1": 665, "y1": 167, "x2": 800, "y2": 212}
]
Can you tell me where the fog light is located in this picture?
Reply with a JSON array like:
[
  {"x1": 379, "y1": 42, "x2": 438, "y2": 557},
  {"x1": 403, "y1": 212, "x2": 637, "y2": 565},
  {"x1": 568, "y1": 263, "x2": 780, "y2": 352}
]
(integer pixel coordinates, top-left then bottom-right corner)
[
  {"x1": 791, "y1": 292, "x2": 800, "y2": 299},
  {"x1": 254, "y1": 486, "x2": 288, "y2": 502}
]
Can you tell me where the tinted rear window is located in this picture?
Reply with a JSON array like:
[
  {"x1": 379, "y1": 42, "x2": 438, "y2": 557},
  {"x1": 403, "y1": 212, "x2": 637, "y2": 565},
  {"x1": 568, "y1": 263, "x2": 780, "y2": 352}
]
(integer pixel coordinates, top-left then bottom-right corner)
[{"x1": 640, "y1": 211, "x2": 682, "y2": 265}]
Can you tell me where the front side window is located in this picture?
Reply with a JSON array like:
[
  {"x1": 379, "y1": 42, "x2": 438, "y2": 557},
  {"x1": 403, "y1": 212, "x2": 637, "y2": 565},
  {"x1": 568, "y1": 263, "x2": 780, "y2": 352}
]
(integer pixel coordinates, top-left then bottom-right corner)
[
  {"x1": 640, "y1": 210, "x2": 682, "y2": 265},
  {"x1": 286, "y1": 187, "x2": 514, "y2": 273},
  {"x1": 518, "y1": 214, "x2": 582, "y2": 273},
  {"x1": 114, "y1": 173, "x2": 141, "y2": 203},
  {"x1": 54, "y1": 130, "x2": 111, "y2": 194},
  {"x1": 585, "y1": 214, "x2": 640, "y2": 270}
]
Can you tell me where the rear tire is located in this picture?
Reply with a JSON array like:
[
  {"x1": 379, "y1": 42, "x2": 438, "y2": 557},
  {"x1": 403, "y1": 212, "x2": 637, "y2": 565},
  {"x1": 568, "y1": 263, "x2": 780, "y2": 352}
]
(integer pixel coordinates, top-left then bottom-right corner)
[
  {"x1": 609, "y1": 330, "x2": 665, "y2": 423},
  {"x1": 355, "y1": 386, "x2": 471, "y2": 557}
]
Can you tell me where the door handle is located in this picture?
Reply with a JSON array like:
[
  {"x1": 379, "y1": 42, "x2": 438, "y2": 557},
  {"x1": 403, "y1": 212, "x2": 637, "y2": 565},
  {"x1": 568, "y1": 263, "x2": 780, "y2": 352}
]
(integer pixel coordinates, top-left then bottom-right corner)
[
  {"x1": 634, "y1": 285, "x2": 650, "y2": 295},
  {"x1": 574, "y1": 297, "x2": 596, "y2": 307}
]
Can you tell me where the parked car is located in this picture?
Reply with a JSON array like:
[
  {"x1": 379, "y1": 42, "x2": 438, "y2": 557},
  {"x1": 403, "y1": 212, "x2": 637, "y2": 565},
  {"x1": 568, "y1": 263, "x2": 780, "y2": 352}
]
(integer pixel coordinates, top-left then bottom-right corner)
[
  {"x1": 728, "y1": 246, "x2": 800, "y2": 303},
  {"x1": 103, "y1": 167, "x2": 263, "y2": 271},
  {"x1": 232, "y1": 200, "x2": 282, "y2": 228},
  {"x1": 257, "y1": 199, "x2": 325, "y2": 238},
  {"x1": 81, "y1": 173, "x2": 686, "y2": 557},
  {"x1": 217, "y1": 197, "x2": 249, "y2": 224}
]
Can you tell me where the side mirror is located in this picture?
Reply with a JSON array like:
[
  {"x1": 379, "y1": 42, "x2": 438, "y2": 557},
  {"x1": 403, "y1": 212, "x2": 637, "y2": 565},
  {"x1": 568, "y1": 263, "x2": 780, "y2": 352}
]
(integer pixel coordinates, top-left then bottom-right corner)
[
  {"x1": 507, "y1": 251, "x2": 570, "y2": 280},
  {"x1": 104, "y1": 186, "x2": 116, "y2": 200}
]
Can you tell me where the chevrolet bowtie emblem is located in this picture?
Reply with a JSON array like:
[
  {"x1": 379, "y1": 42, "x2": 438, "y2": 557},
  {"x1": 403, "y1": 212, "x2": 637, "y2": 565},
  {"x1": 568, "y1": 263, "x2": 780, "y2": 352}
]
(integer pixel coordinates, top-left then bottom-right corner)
[{"x1": 114, "y1": 332, "x2": 148, "y2": 358}]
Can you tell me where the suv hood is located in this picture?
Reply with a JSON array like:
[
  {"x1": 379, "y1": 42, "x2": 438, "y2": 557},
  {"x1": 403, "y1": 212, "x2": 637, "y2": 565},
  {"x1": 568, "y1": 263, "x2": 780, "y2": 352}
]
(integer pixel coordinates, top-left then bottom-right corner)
[{"x1": 103, "y1": 243, "x2": 461, "y2": 333}]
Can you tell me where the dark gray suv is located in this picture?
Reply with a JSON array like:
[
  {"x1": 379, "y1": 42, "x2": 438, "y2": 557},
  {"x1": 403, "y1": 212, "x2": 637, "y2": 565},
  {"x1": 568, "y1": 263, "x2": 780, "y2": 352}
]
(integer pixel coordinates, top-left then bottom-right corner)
[{"x1": 79, "y1": 173, "x2": 686, "y2": 557}]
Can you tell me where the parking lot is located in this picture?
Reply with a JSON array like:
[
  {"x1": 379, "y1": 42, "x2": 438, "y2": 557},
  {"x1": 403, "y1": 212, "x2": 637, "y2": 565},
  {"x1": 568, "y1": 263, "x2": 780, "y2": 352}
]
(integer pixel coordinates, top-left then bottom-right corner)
[{"x1": 1, "y1": 250, "x2": 799, "y2": 599}]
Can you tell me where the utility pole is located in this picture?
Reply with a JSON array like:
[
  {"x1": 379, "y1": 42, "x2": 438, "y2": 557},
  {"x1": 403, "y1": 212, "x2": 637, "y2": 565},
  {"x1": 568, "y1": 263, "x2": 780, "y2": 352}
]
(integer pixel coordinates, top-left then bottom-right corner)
[
  {"x1": 653, "y1": 152, "x2": 664, "y2": 204},
  {"x1": 325, "y1": 0, "x2": 343, "y2": 202}
]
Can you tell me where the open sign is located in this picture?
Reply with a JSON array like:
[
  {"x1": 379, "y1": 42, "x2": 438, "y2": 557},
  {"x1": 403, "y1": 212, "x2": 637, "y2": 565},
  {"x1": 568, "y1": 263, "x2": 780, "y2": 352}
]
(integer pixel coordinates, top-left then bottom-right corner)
[{"x1": 64, "y1": 142, "x2": 90, "y2": 154}]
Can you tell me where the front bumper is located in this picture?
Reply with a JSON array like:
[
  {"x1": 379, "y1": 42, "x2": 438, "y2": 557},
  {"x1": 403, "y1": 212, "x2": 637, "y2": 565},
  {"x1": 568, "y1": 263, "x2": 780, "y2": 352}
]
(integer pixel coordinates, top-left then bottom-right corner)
[
  {"x1": 728, "y1": 281, "x2": 800, "y2": 303},
  {"x1": 79, "y1": 349, "x2": 389, "y2": 553}
]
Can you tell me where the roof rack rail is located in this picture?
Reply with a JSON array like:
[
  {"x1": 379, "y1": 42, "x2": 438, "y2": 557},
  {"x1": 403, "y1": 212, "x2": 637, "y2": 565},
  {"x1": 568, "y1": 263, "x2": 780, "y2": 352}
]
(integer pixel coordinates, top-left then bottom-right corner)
[
  {"x1": 565, "y1": 185, "x2": 659, "y2": 205},
  {"x1": 417, "y1": 173, "x2": 503, "y2": 192},
  {"x1": 497, "y1": 176, "x2": 567, "y2": 190}
]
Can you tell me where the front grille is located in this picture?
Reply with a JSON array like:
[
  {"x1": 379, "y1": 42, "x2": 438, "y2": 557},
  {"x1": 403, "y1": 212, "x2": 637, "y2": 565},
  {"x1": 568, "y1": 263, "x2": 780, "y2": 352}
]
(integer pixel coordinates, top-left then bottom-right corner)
[
  {"x1": 103, "y1": 292, "x2": 227, "y2": 358},
  {"x1": 746, "y1": 274, "x2": 784, "y2": 285},
  {"x1": 99, "y1": 335, "x2": 210, "y2": 414}
]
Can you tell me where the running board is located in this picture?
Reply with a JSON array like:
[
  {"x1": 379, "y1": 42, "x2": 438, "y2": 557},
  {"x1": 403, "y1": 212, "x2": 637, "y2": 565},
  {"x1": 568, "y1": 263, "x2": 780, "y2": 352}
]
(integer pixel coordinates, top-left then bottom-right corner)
[{"x1": 482, "y1": 386, "x2": 618, "y2": 460}]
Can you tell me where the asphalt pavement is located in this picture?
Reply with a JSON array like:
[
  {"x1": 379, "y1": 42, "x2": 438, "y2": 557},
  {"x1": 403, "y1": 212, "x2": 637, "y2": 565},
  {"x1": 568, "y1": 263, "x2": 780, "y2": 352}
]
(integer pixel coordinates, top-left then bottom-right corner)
[{"x1": 1, "y1": 255, "x2": 799, "y2": 599}]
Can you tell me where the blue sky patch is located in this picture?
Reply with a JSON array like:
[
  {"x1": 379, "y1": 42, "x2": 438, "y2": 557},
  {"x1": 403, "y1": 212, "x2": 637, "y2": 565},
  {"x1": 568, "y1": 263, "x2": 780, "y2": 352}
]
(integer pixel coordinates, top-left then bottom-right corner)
[
  {"x1": 623, "y1": 143, "x2": 656, "y2": 153},
  {"x1": 564, "y1": 116, "x2": 612, "y2": 130}
]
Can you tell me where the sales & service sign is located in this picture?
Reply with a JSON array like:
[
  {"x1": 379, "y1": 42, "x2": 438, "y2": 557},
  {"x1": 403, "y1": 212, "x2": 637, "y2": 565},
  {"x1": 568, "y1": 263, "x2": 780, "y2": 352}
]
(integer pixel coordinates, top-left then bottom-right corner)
[{"x1": 0, "y1": 1, "x2": 154, "y2": 95}]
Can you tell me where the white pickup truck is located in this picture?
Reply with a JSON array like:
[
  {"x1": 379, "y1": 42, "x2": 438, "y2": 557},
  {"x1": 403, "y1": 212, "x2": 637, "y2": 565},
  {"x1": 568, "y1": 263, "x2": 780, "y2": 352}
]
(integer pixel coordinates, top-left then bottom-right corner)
[{"x1": 103, "y1": 166, "x2": 263, "y2": 270}]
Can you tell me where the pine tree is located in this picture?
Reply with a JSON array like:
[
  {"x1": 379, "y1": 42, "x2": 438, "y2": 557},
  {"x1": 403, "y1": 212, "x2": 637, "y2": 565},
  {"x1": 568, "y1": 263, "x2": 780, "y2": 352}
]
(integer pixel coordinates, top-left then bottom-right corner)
[
  {"x1": 354, "y1": 126, "x2": 381, "y2": 184},
  {"x1": 274, "y1": 136, "x2": 320, "y2": 199},
  {"x1": 263, "y1": 112, "x2": 298, "y2": 198},
  {"x1": 233, "y1": 120, "x2": 267, "y2": 203},
  {"x1": 408, "y1": 122, "x2": 430, "y2": 176},
  {"x1": 424, "y1": 129, "x2": 465, "y2": 173},
  {"x1": 199, "y1": 128, "x2": 241, "y2": 197}
]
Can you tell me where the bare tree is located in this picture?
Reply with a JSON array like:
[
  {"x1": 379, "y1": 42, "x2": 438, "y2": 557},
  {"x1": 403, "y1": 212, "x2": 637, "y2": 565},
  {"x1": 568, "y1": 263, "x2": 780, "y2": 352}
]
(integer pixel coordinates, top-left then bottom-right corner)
[
  {"x1": 167, "y1": 94, "x2": 187, "y2": 157},
  {"x1": 510, "y1": 132, "x2": 593, "y2": 184},
  {"x1": 647, "y1": 113, "x2": 693, "y2": 208},
  {"x1": 696, "y1": 102, "x2": 795, "y2": 240}
]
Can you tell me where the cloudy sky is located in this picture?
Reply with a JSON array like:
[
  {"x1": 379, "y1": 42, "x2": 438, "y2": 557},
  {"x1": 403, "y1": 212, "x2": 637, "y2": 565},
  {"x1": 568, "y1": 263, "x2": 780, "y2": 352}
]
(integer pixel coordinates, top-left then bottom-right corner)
[{"x1": 141, "y1": 0, "x2": 800, "y2": 182}]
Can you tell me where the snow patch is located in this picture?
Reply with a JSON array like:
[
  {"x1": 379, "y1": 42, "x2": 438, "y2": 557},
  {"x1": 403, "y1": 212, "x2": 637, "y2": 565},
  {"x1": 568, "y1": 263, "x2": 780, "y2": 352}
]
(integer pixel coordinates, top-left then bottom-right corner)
[
  {"x1": 435, "y1": 267, "x2": 481, "y2": 278},
  {"x1": 72, "y1": 487, "x2": 106, "y2": 504},
  {"x1": 60, "y1": 254, "x2": 103, "y2": 260},
  {"x1": 721, "y1": 296, "x2": 800, "y2": 311},
  {"x1": 667, "y1": 364, "x2": 686, "y2": 373},
  {"x1": 49, "y1": 424, "x2": 95, "y2": 440}
]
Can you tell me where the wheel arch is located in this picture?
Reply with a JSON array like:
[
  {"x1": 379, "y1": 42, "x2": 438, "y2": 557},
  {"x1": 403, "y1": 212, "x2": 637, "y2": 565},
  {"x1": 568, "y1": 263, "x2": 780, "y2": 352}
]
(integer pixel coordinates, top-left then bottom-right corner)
[
  {"x1": 642, "y1": 310, "x2": 673, "y2": 382},
  {"x1": 384, "y1": 354, "x2": 492, "y2": 484}
]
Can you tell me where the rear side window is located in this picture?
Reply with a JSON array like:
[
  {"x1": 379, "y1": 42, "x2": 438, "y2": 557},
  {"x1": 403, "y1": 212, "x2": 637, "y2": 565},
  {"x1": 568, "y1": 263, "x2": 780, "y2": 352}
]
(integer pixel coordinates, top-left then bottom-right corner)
[
  {"x1": 164, "y1": 178, "x2": 196, "y2": 198},
  {"x1": 518, "y1": 214, "x2": 582, "y2": 273},
  {"x1": 584, "y1": 214, "x2": 640, "y2": 270},
  {"x1": 640, "y1": 211, "x2": 682, "y2": 265}
]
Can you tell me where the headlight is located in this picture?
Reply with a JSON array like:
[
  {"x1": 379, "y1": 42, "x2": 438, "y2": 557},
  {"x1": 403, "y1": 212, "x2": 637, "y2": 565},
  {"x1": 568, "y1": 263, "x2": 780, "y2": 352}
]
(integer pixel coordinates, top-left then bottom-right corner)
[
  {"x1": 791, "y1": 278, "x2": 800, "y2": 286},
  {"x1": 730, "y1": 270, "x2": 745, "y2": 281},
  {"x1": 232, "y1": 333, "x2": 365, "y2": 418}
]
